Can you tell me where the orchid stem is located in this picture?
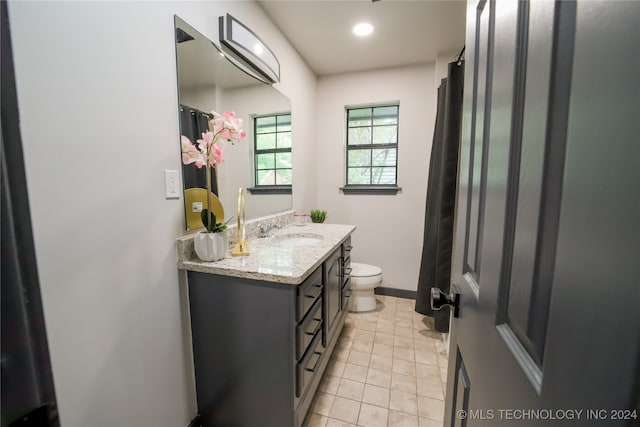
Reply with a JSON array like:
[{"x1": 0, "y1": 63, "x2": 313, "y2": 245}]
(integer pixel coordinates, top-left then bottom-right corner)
[{"x1": 205, "y1": 149, "x2": 212, "y2": 232}]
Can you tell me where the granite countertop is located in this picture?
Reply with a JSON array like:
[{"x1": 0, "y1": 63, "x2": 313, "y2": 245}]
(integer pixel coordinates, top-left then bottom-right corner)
[{"x1": 177, "y1": 223, "x2": 356, "y2": 285}]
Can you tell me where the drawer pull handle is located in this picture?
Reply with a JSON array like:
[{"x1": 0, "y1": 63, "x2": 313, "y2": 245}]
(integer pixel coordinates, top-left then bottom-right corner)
[
  {"x1": 305, "y1": 318, "x2": 322, "y2": 336},
  {"x1": 344, "y1": 267, "x2": 353, "y2": 275},
  {"x1": 304, "y1": 351, "x2": 323, "y2": 373},
  {"x1": 345, "y1": 245, "x2": 353, "y2": 251},
  {"x1": 305, "y1": 286, "x2": 322, "y2": 299}
]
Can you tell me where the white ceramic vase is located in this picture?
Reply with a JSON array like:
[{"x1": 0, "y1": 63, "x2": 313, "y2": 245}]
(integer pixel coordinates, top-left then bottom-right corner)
[{"x1": 194, "y1": 231, "x2": 228, "y2": 262}]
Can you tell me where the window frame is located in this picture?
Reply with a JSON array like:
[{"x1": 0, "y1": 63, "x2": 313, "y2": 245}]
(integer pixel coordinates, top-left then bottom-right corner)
[
  {"x1": 341, "y1": 104, "x2": 401, "y2": 195},
  {"x1": 248, "y1": 112, "x2": 292, "y2": 195}
]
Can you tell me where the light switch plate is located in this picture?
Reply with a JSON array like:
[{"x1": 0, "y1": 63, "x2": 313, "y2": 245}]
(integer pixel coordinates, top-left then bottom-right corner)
[
  {"x1": 192, "y1": 202, "x2": 203, "y2": 212},
  {"x1": 164, "y1": 170, "x2": 180, "y2": 199}
]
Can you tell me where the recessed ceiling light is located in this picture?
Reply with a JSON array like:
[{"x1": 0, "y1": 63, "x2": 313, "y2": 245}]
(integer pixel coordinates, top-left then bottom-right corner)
[{"x1": 353, "y1": 22, "x2": 374, "y2": 37}]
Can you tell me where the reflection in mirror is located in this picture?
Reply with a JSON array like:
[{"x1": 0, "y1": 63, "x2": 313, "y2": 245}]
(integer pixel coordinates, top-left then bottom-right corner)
[
  {"x1": 174, "y1": 16, "x2": 292, "y2": 229},
  {"x1": 255, "y1": 113, "x2": 292, "y2": 186}
]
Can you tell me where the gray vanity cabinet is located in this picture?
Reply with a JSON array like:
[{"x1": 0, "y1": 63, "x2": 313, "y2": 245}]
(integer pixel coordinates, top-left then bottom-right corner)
[
  {"x1": 324, "y1": 247, "x2": 341, "y2": 339},
  {"x1": 325, "y1": 236, "x2": 352, "y2": 339},
  {"x1": 187, "y1": 240, "x2": 352, "y2": 427},
  {"x1": 341, "y1": 238, "x2": 353, "y2": 311}
]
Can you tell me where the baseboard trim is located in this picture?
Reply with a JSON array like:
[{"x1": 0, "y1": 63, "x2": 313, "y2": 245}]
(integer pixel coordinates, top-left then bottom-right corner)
[
  {"x1": 375, "y1": 287, "x2": 417, "y2": 300},
  {"x1": 186, "y1": 414, "x2": 200, "y2": 427}
]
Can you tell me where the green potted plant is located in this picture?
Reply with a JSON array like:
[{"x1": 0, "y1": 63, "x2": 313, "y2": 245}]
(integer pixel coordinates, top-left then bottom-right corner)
[
  {"x1": 309, "y1": 209, "x2": 327, "y2": 223},
  {"x1": 182, "y1": 111, "x2": 245, "y2": 261}
]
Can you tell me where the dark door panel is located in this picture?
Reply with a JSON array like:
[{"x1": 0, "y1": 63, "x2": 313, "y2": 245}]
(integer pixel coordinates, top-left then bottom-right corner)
[
  {"x1": 448, "y1": 348, "x2": 471, "y2": 427},
  {"x1": 445, "y1": 1, "x2": 640, "y2": 425}
]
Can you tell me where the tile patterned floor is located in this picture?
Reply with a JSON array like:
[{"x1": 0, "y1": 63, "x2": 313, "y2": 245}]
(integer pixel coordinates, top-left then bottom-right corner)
[{"x1": 304, "y1": 296, "x2": 448, "y2": 427}]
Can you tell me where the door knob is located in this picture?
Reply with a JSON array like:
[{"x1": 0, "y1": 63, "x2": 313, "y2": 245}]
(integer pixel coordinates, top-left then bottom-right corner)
[{"x1": 430, "y1": 286, "x2": 461, "y2": 317}]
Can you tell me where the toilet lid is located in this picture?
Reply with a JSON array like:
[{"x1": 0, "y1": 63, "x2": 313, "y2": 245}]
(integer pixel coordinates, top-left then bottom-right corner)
[{"x1": 350, "y1": 262, "x2": 382, "y2": 277}]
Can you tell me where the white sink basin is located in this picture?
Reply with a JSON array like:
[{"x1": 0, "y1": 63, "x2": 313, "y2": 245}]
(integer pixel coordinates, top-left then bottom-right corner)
[{"x1": 271, "y1": 234, "x2": 323, "y2": 247}]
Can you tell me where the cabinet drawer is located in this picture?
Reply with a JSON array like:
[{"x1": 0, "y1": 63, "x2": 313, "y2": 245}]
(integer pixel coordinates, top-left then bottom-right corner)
[
  {"x1": 296, "y1": 330, "x2": 323, "y2": 398},
  {"x1": 342, "y1": 255, "x2": 352, "y2": 286},
  {"x1": 342, "y1": 237, "x2": 353, "y2": 257},
  {"x1": 342, "y1": 278, "x2": 352, "y2": 311},
  {"x1": 296, "y1": 267, "x2": 323, "y2": 322},
  {"x1": 297, "y1": 298, "x2": 323, "y2": 360}
]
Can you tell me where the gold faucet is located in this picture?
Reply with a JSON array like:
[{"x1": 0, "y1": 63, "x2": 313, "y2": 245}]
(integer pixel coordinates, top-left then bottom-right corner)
[{"x1": 232, "y1": 187, "x2": 251, "y2": 256}]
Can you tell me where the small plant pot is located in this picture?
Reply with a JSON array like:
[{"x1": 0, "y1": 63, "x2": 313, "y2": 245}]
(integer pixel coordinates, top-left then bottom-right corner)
[
  {"x1": 309, "y1": 210, "x2": 327, "y2": 223},
  {"x1": 194, "y1": 231, "x2": 228, "y2": 262}
]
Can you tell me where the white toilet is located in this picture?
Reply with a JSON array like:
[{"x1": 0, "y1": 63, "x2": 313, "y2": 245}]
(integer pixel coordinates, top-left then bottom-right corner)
[{"x1": 349, "y1": 263, "x2": 383, "y2": 312}]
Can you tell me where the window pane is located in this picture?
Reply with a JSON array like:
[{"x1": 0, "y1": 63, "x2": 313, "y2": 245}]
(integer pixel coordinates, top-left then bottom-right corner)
[
  {"x1": 373, "y1": 106, "x2": 398, "y2": 125},
  {"x1": 372, "y1": 125, "x2": 397, "y2": 145},
  {"x1": 277, "y1": 115, "x2": 291, "y2": 132},
  {"x1": 276, "y1": 152, "x2": 292, "y2": 168},
  {"x1": 257, "y1": 170, "x2": 275, "y2": 185},
  {"x1": 254, "y1": 113, "x2": 293, "y2": 187},
  {"x1": 277, "y1": 132, "x2": 292, "y2": 149},
  {"x1": 348, "y1": 167, "x2": 371, "y2": 185},
  {"x1": 348, "y1": 149, "x2": 371, "y2": 167},
  {"x1": 256, "y1": 133, "x2": 276, "y2": 150},
  {"x1": 257, "y1": 153, "x2": 275, "y2": 169},
  {"x1": 275, "y1": 169, "x2": 292, "y2": 185},
  {"x1": 256, "y1": 116, "x2": 276, "y2": 134},
  {"x1": 371, "y1": 167, "x2": 396, "y2": 184},
  {"x1": 348, "y1": 127, "x2": 371, "y2": 145},
  {"x1": 348, "y1": 108, "x2": 372, "y2": 127},
  {"x1": 345, "y1": 105, "x2": 398, "y2": 187},
  {"x1": 372, "y1": 148, "x2": 396, "y2": 167}
]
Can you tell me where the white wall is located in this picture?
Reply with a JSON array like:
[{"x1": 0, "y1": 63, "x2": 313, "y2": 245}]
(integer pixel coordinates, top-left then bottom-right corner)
[
  {"x1": 315, "y1": 65, "x2": 436, "y2": 291},
  {"x1": 7, "y1": 1, "x2": 316, "y2": 426},
  {"x1": 180, "y1": 85, "x2": 218, "y2": 113}
]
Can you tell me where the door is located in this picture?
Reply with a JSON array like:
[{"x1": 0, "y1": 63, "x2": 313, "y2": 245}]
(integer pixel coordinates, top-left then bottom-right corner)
[{"x1": 444, "y1": 1, "x2": 640, "y2": 425}]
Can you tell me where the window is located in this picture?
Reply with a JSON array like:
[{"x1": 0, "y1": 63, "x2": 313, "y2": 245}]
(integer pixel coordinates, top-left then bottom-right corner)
[
  {"x1": 344, "y1": 105, "x2": 400, "y2": 194},
  {"x1": 252, "y1": 114, "x2": 292, "y2": 192}
]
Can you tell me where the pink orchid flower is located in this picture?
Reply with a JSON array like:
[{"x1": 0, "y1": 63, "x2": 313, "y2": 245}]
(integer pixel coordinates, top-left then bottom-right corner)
[
  {"x1": 196, "y1": 131, "x2": 211, "y2": 148},
  {"x1": 210, "y1": 110, "x2": 245, "y2": 145},
  {"x1": 218, "y1": 127, "x2": 233, "y2": 141},
  {"x1": 212, "y1": 142, "x2": 224, "y2": 165},
  {"x1": 181, "y1": 111, "x2": 245, "y2": 170},
  {"x1": 181, "y1": 135, "x2": 203, "y2": 166}
]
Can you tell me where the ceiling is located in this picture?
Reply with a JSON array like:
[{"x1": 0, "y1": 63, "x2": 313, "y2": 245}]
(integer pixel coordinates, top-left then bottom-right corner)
[{"x1": 257, "y1": 0, "x2": 466, "y2": 76}]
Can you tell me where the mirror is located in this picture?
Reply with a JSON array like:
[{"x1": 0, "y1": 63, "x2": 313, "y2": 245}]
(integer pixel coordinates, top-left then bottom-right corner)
[{"x1": 174, "y1": 16, "x2": 292, "y2": 229}]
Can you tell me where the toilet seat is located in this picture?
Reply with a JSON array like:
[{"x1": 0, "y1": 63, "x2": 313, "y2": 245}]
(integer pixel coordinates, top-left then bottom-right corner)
[{"x1": 351, "y1": 263, "x2": 382, "y2": 277}]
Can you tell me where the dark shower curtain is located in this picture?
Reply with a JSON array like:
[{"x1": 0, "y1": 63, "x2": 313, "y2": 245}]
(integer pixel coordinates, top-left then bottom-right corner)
[
  {"x1": 415, "y1": 60, "x2": 464, "y2": 332},
  {"x1": 179, "y1": 105, "x2": 218, "y2": 194}
]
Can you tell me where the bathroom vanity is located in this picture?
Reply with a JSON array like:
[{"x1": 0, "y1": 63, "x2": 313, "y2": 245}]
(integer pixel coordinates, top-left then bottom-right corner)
[{"x1": 178, "y1": 223, "x2": 355, "y2": 427}]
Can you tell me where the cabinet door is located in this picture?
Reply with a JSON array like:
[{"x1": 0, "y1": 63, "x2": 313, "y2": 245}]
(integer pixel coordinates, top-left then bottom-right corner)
[
  {"x1": 324, "y1": 247, "x2": 341, "y2": 338},
  {"x1": 341, "y1": 237, "x2": 352, "y2": 288}
]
